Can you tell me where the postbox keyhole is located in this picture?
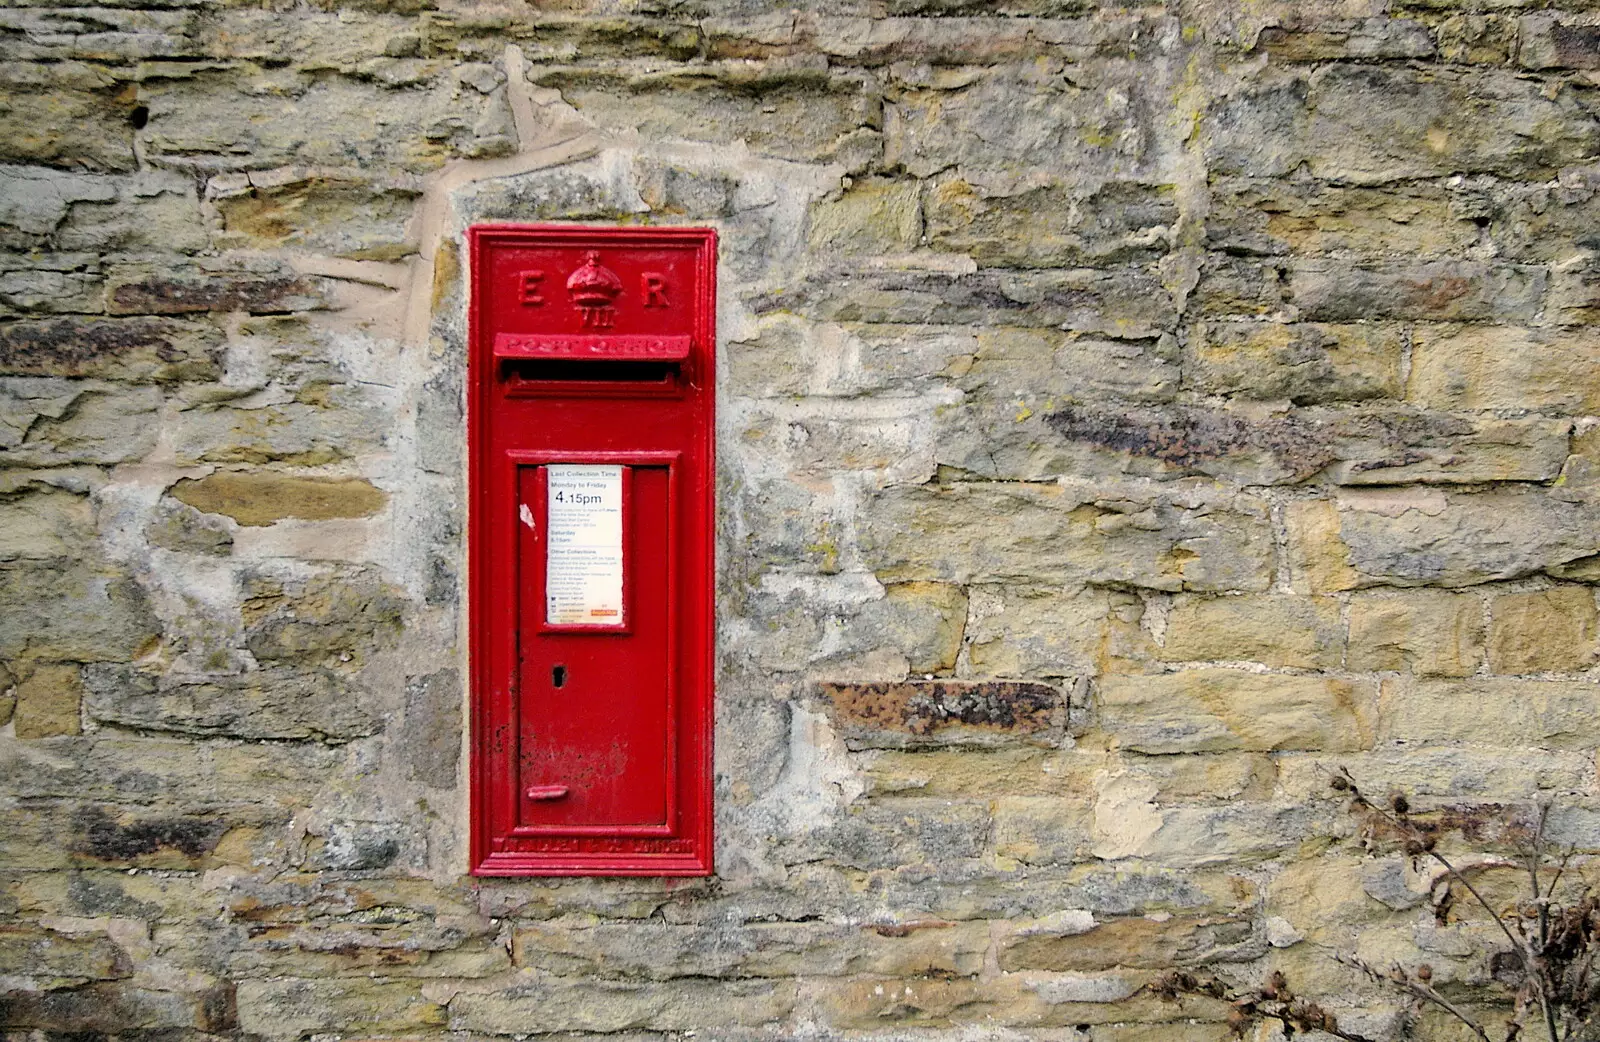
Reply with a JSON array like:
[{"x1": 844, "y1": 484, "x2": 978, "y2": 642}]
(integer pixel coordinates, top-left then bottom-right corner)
[{"x1": 552, "y1": 665, "x2": 567, "y2": 689}]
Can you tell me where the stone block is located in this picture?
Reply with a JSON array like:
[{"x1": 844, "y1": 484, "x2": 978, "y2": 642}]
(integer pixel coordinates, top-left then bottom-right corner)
[
  {"x1": 142, "y1": 73, "x2": 502, "y2": 175},
  {"x1": 818, "y1": 679, "x2": 1067, "y2": 750},
  {"x1": 1267, "y1": 857, "x2": 1400, "y2": 944},
  {"x1": 1036, "y1": 401, "x2": 1563, "y2": 486},
  {"x1": 633, "y1": 156, "x2": 740, "y2": 218},
  {"x1": 240, "y1": 565, "x2": 404, "y2": 665},
  {"x1": 1185, "y1": 321, "x2": 1404, "y2": 404},
  {"x1": 0, "y1": 485, "x2": 94, "y2": 560},
  {"x1": 0, "y1": 79, "x2": 137, "y2": 173},
  {"x1": 1160, "y1": 594, "x2": 1344, "y2": 669},
  {"x1": 965, "y1": 583, "x2": 1109, "y2": 678},
  {"x1": 1288, "y1": 488, "x2": 1600, "y2": 591},
  {"x1": 237, "y1": 978, "x2": 443, "y2": 1038},
  {"x1": 12, "y1": 662, "x2": 83, "y2": 738},
  {"x1": 305, "y1": 819, "x2": 421, "y2": 871},
  {"x1": 0, "y1": 378, "x2": 160, "y2": 466},
  {"x1": 726, "y1": 313, "x2": 823, "y2": 399},
  {"x1": 885, "y1": 64, "x2": 1171, "y2": 182},
  {"x1": 807, "y1": 974, "x2": 1031, "y2": 1030},
  {"x1": 0, "y1": 924, "x2": 130, "y2": 981},
  {"x1": 170, "y1": 473, "x2": 388, "y2": 527},
  {"x1": 105, "y1": 269, "x2": 329, "y2": 316},
  {"x1": 879, "y1": 581, "x2": 967, "y2": 673},
  {"x1": 728, "y1": 570, "x2": 943, "y2": 676},
  {"x1": 513, "y1": 920, "x2": 988, "y2": 979},
  {"x1": 1436, "y1": 13, "x2": 1519, "y2": 65},
  {"x1": 812, "y1": 859, "x2": 1255, "y2": 923},
  {"x1": 450, "y1": 158, "x2": 646, "y2": 227},
  {"x1": 0, "y1": 981, "x2": 236, "y2": 1033},
  {"x1": 0, "y1": 164, "x2": 116, "y2": 238},
  {"x1": 809, "y1": 969, "x2": 1225, "y2": 1030},
  {"x1": 1383, "y1": 677, "x2": 1600, "y2": 749},
  {"x1": 1192, "y1": 253, "x2": 1284, "y2": 317},
  {"x1": 1206, "y1": 178, "x2": 1473, "y2": 259},
  {"x1": 0, "y1": 316, "x2": 221, "y2": 383},
  {"x1": 1256, "y1": 18, "x2": 1437, "y2": 61},
  {"x1": 861, "y1": 747, "x2": 1093, "y2": 799},
  {"x1": 0, "y1": 560, "x2": 159, "y2": 662},
  {"x1": 0, "y1": 661, "x2": 12, "y2": 726},
  {"x1": 924, "y1": 178, "x2": 1177, "y2": 268},
  {"x1": 448, "y1": 977, "x2": 796, "y2": 1034},
  {"x1": 83, "y1": 663, "x2": 376, "y2": 743},
  {"x1": 1114, "y1": 801, "x2": 1341, "y2": 867},
  {"x1": 226, "y1": 922, "x2": 508, "y2": 980},
  {"x1": 1101, "y1": 751, "x2": 1274, "y2": 804},
  {"x1": 1288, "y1": 258, "x2": 1545, "y2": 323},
  {"x1": 1284, "y1": 498, "x2": 1362, "y2": 593},
  {"x1": 1488, "y1": 586, "x2": 1598, "y2": 674},
  {"x1": 145, "y1": 499, "x2": 233, "y2": 556},
  {"x1": 1488, "y1": 172, "x2": 1600, "y2": 264},
  {"x1": 0, "y1": 266, "x2": 104, "y2": 317},
  {"x1": 533, "y1": 64, "x2": 881, "y2": 168},
  {"x1": 55, "y1": 169, "x2": 207, "y2": 254},
  {"x1": 66, "y1": 801, "x2": 280, "y2": 871},
  {"x1": 171, "y1": 398, "x2": 388, "y2": 467},
  {"x1": 0, "y1": 7, "x2": 198, "y2": 63},
  {"x1": 791, "y1": 797, "x2": 989, "y2": 870},
  {"x1": 751, "y1": 265, "x2": 1179, "y2": 339},
  {"x1": 1086, "y1": 1025, "x2": 1234, "y2": 1042},
  {"x1": 999, "y1": 913, "x2": 1258, "y2": 971},
  {"x1": 1207, "y1": 64, "x2": 1600, "y2": 183},
  {"x1": 1347, "y1": 590, "x2": 1484, "y2": 676},
  {"x1": 211, "y1": 170, "x2": 420, "y2": 259},
  {"x1": 1519, "y1": 14, "x2": 1600, "y2": 69},
  {"x1": 961, "y1": 326, "x2": 1181, "y2": 406},
  {"x1": 860, "y1": 480, "x2": 1274, "y2": 593},
  {"x1": 1409, "y1": 324, "x2": 1600, "y2": 414},
  {"x1": 396, "y1": 668, "x2": 461, "y2": 788},
  {"x1": 0, "y1": 734, "x2": 340, "y2": 808},
  {"x1": 992, "y1": 796, "x2": 1094, "y2": 865},
  {"x1": 1549, "y1": 256, "x2": 1600, "y2": 326},
  {"x1": 807, "y1": 177, "x2": 921, "y2": 255},
  {"x1": 1098, "y1": 670, "x2": 1376, "y2": 754},
  {"x1": 1276, "y1": 746, "x2": 1596, "y2": 802},
  {"x1": 736, "y1": 395, "x2": 941, "y2": 483}
]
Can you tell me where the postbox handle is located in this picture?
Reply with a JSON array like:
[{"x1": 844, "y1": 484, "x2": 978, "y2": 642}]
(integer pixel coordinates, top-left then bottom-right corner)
[{"x1": 525, "y1": 784, "x2": 570, "y2": 801}]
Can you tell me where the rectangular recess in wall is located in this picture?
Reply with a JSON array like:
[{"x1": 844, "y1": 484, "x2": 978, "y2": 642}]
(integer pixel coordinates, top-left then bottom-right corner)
[{"x1": 467, "y1": 225, "x2": 715, "y2": 877}]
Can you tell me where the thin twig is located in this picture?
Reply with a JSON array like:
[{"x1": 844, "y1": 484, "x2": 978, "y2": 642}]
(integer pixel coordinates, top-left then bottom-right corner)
[
  {"x1": 1339, "y1": 771, "x2": 1558, "y2": 1041},
  {"x1": 1336, "y1": 952, "x2": 1493, "y2": 1042}
]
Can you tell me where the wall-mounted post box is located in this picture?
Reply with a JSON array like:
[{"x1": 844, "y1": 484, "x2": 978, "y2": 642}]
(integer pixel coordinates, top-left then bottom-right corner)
[{"x1": 467, "y1": 225, "x2": 716, "y2": 876}]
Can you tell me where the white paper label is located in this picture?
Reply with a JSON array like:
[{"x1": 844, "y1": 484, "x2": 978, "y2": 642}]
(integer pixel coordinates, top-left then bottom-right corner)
[{"x1": 545, "y1": 465, "x2": 624, "y2": 626}]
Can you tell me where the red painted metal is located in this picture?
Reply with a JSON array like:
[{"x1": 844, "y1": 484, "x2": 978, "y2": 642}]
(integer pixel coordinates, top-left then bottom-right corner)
[{"x1": 468, "y1": 225, "x2": 716, "y2": 876}]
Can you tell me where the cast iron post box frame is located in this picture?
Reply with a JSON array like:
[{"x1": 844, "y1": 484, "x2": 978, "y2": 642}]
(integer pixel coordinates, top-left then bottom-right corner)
[{"x1": 467, "y1": 224, "x2": 716, "y2": 877}]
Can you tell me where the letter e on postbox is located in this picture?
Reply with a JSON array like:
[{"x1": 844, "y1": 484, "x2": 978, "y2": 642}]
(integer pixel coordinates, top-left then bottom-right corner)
[{"x1": 467, "y1": 225, "x2": 716, "y2": 876}]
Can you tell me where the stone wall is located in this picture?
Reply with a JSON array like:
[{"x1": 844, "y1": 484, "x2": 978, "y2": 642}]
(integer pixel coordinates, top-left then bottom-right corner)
[{"x1": 4, "y1": 0, "x2": 1600, "y2": 1039}]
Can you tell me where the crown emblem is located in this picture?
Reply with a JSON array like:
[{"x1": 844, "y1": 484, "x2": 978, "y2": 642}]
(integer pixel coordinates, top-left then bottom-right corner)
[{"x1": 566, "y1": 252, "x2": 623, "y2": 328}]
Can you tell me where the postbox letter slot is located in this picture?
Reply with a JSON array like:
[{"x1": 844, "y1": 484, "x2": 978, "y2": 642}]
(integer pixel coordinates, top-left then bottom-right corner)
[{"x1": 503, "y1": 359, "x2": 679, "y2": 386}]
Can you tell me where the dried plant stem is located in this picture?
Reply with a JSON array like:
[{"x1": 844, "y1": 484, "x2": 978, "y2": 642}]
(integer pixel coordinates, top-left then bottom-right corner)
[
  {"x1": 1336, "y1": 952, "x2": 1493, "y2": 1042},
  {"x1": 1346, "y1": 784, "x2": 1558, "y2": 1042}
]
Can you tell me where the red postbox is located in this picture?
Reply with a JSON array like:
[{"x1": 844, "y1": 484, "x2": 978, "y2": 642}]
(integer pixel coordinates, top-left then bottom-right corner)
[{"x1": 467, "y1": 225, "x2": 715, "y2": 876}]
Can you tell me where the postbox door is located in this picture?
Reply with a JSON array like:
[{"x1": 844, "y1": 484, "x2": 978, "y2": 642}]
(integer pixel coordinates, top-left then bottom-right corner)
[{"x1": 515, "y1": 462, "x2": 674, "y2": 832}]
